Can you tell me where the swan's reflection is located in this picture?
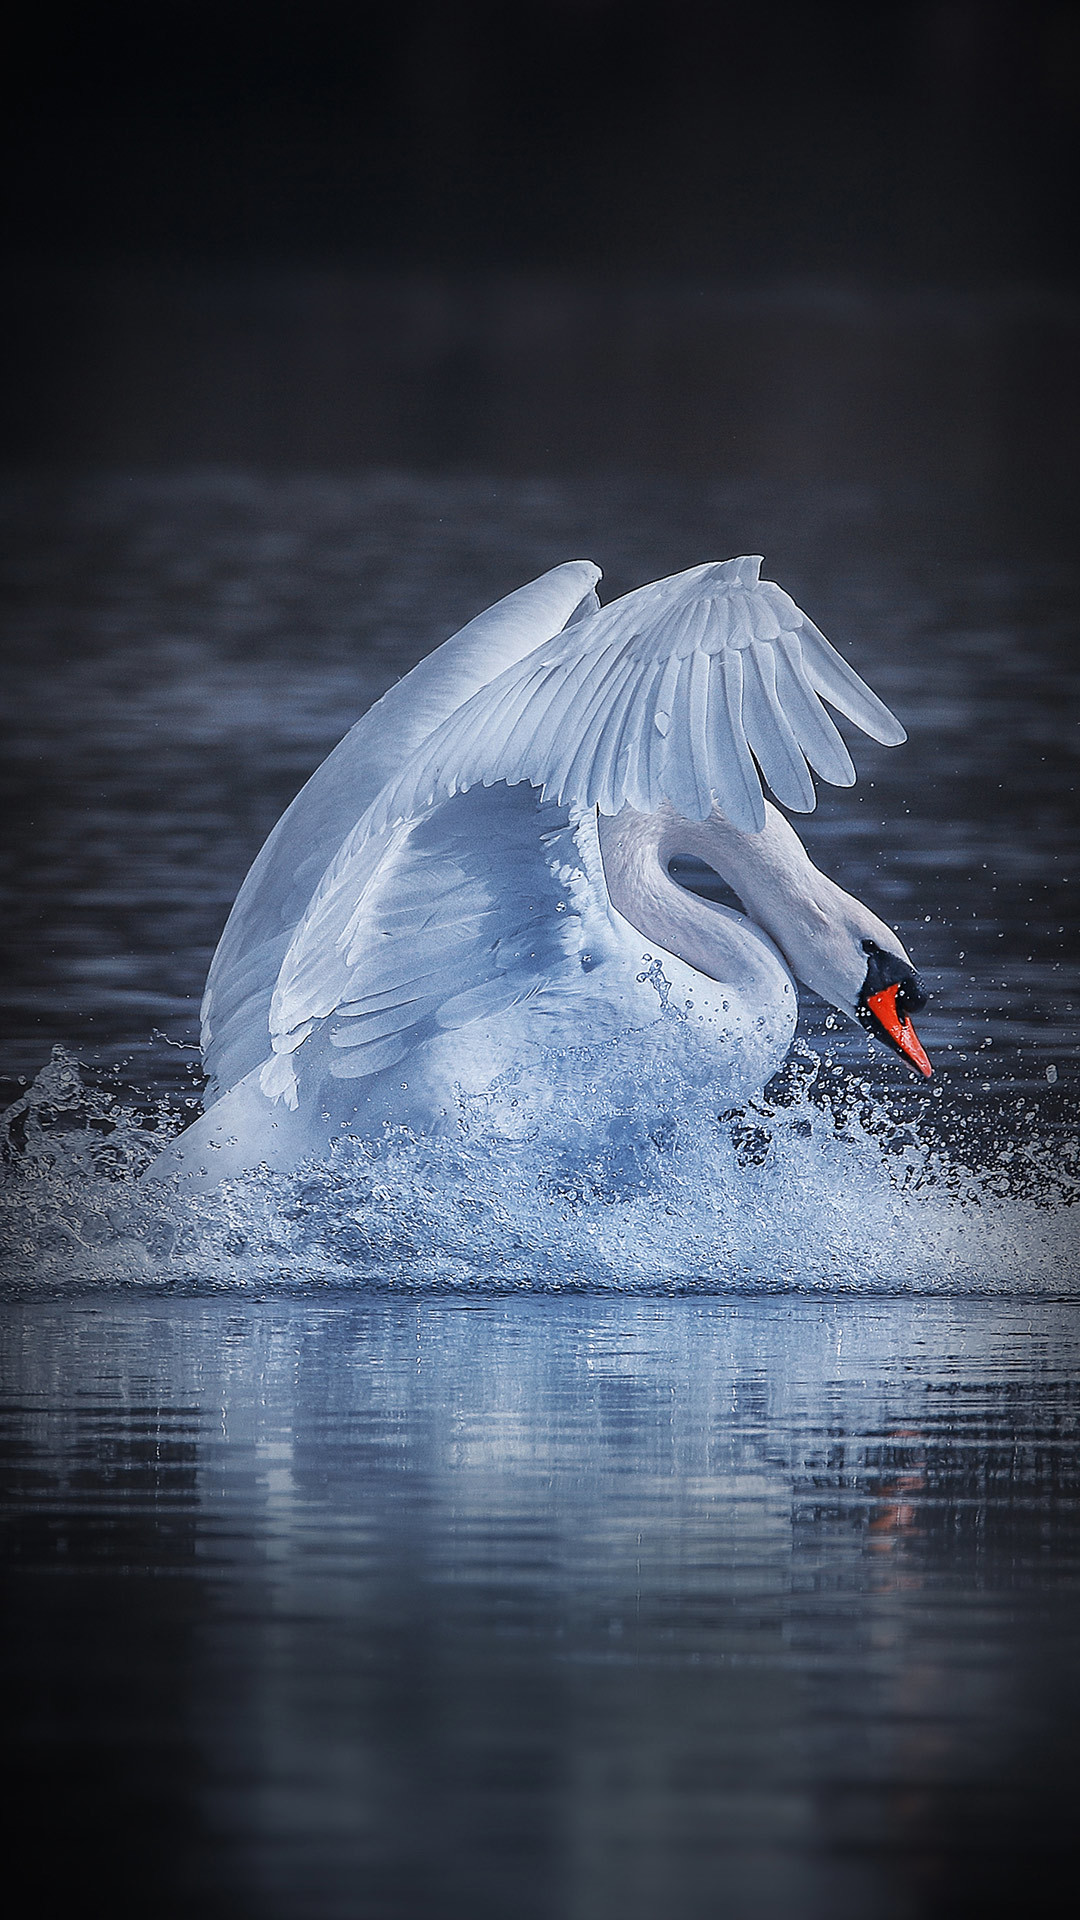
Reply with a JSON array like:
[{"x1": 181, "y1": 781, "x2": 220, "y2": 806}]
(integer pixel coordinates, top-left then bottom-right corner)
[{"x1": 867, "y1": 1429, "x2": 926, "y2": 1559}]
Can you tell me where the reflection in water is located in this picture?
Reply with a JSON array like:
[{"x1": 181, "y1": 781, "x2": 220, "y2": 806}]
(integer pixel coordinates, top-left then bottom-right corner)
[
  {"x1": 866, "y1": 1435, "x2": 926, "y2": 1555},
  {"x1": 0, "y1": 1386, "x2": 233, "y2": 1914},
  {"x1": 3, "y1": 1295, "x2": 1079, "y2": 1919}
]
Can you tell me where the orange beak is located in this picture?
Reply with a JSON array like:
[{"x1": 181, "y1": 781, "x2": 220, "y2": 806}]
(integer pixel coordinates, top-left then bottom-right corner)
[{"x1": 866, "y1": 984, "x2": 932, "y2": 1078}]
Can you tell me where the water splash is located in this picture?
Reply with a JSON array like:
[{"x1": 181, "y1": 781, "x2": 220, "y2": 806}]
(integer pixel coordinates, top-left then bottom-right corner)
[{"x1": 0, "y1": 1043, "x2": 1075, "y2": 1297}]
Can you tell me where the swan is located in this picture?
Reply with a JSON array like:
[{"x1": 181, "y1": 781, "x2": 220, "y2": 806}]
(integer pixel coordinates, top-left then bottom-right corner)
[{"x1": 152, "y1": 556, "x2": 930, "y2": 1185}]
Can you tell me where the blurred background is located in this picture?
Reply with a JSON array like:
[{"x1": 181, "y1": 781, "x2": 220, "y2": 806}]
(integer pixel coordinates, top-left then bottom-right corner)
[{"x1": 3, "y1": 0, "x2": 1078, "y2": 517}]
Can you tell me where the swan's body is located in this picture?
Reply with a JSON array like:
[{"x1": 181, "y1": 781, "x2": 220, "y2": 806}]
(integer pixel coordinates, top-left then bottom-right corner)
[{"x1": 153, "y1": 557, "x2": 929, "y2": 1186}]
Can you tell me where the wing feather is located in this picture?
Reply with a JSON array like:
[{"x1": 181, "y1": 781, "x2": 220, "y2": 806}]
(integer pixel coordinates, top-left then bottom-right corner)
[
  {"x1": 327, "y1": 1035, "x2": 409, "y2": 1079},
  {"x1": 329, "y1": 1002, "x2": 438, "y2": 1044},
  {"x1": 561, "y1": 655, "x2": 642, "y2": 814},
  {"x1": 599, "y1": 656, "x2": 667, "y2": 815},
  {"x1": 773, "y1": 633, "x2": 858, "y2": 787},
  {"x1": 448, "y1": 659, "x2": 555, "y2": 792},
  {"x1": 262, "y1": 784, "x2": 583, "y2": 1097},
  {"x1": 588, "y1": 657, "x2": 654, "y2": 814},
  {"x1": 686, "y1": 646, "x2": 714, "y2": 821},
  {"x1": 746, "y1": 589, "x2": 782, "y2": 643},
  {"x1": 741, "y1": 641, "x2": 816, "y2": 813},
  {"x1": 659, "y1": 656, "x2": 702, "y2": 820},
  {"x1": 495, "y1": 656, "x2": 593, "y2": 785},
  {"x1": 494, "y1": 649, "x2": 605, "y2": 798},
  {"x1": 546, "y1": 650, "x2": 638, "y2": 803},
  {"x1": 714, "y1": 650, "x2": 769, "y2": 833},
  {"x1": 797, "y1": 617, "x2": 907, "y2": 745},
  {"x1": 336, "y1": 981, "x2": 447, "y2": 1016},
  {"x1": 435, "y1": 976, "x2": 536, "y2": 1029},
  {"x1": 370, "y1": 558, "x2": 902, "y2": 839},
  {"x1": 644, "y1": 652, "x2": 686, "y2": 807}
]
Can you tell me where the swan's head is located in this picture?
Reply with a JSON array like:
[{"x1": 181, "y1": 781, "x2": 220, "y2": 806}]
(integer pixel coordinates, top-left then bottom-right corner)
[
  {"x1": 854, "y1": 938, "x2": 931, "y2": 1077},
  {"x1": 777, "y1": 889, "x2": 932, "y2": 1078},
  {"x1": 715, "y1": 822, "x2": 933, "y2": 1079}
]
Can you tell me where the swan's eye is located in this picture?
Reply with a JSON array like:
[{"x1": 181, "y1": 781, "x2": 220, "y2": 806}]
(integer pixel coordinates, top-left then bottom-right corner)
[
  {"x1": 895, "y1": 976, "x2": 927, "y2": 1017},
  {"x1": 859, "y1": 940, "x2": 928, "y2": 1017}
]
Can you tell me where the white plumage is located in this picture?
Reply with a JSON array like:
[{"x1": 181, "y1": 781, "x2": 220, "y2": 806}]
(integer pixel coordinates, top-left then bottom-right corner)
[
  {"x1": 154, "y1": 556, "x2": 927, "y2": 1186},
  {"x1": 370, "y1": 555, "x2": 903, "y2": 839}
]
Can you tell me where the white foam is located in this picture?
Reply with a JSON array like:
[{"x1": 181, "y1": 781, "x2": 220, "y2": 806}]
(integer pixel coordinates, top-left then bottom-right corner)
[{"x1": 0, "y1": 1044, "x2": 1075, "y2": 1297}]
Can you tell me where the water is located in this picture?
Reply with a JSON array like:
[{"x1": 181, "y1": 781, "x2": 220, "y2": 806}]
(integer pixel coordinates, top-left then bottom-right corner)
[
  {"x1": 2, "y1": 468, "x2": 1078, "y2": 1914},
  {"x1": 4, "y1": 1294, "x2": 1080, "y2": 1919}
]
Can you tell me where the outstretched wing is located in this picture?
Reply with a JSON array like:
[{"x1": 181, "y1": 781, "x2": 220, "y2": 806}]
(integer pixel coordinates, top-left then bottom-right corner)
[
  {"x1": 259, "y1": 783, "x2": 590, "y2": 1107},
  {"x1": 368, "y1": 556, "x2": 905, "y2": 839},
  {"x1": 201, "y1": 560, "x2": 601, "y2": 1101}
]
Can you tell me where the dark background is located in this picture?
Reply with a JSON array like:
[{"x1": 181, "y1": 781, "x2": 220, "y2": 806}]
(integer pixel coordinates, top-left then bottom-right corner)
[
  {"x1": 3, "y1": 0, "x2": 1078, "y2": 521},
  {"x1": 8, "y1": 0, "x2": 1079, "y2": 279}
]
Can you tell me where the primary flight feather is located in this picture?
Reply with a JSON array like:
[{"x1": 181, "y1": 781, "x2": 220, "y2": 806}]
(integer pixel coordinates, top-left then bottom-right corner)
[{"x1": 367, "y1": 556, "x2": 904, "y2": 839}]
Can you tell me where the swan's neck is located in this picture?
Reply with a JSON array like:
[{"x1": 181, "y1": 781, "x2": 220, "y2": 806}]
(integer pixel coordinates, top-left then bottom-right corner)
[
  {"x1": 595, "y1": 804, "x2": 791, "y2": 994},
  {"x1": 598, "y1": 800, "x2": 909, "y2": 1014}
]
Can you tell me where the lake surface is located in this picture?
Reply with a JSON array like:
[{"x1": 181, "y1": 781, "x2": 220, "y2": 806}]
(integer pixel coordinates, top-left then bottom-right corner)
[
  {"x1": 1, "y1": 467, "x2": 1078, "y2": 1915},
  {"x1": 4, "y1": 1293, "x2": 1080, "y2": 1920}
]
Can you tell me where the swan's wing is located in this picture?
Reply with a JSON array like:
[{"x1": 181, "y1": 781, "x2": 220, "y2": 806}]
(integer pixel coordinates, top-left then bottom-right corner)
[
  {"x1": 259, "y1": 784, "x2": 591, "y2": 1107},
  {"x1": 202, "y1": 560, "x2": 601, "y2": 1101},
  {"x1": 370, "y1": 556, "x2": 905, "y2": 839}
]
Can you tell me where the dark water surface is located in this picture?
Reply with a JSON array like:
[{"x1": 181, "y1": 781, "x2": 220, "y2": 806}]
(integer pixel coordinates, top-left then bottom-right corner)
[
  {"x1": 2, "y1": 467, "x2": 1078, "y2": 1914},
  {"x1": 4, "y1": 1293, "x2": 1080, "y2": 1920}
]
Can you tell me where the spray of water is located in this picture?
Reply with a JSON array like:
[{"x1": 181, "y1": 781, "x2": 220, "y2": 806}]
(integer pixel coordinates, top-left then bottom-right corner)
[{"x1": 0, "y1": 1042, "x2": 1074, "y2": 1297}]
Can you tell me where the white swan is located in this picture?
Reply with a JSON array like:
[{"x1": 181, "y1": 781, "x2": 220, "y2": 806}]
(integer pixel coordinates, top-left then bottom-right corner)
[{"x1": 153, "y1": 556, "x2": 930, "y2": 1185}]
